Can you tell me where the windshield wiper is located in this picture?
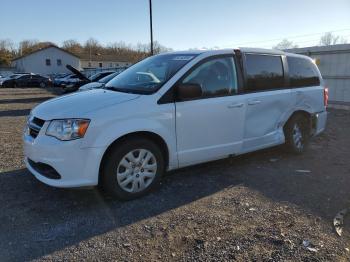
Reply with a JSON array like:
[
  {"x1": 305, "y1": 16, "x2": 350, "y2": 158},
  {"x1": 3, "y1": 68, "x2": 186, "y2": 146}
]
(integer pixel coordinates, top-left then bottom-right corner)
[{"x1": 104, "y1": 86, "x2": 142, "y2": 94}]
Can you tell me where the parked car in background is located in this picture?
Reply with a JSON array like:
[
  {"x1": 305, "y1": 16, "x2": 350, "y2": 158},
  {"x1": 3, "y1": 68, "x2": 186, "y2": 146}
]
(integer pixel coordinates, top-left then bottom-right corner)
[
  {"x1": 53, "y1": 74, "x2": 80, "y2": 87},
  {"x1": 61, "y1": 65, "x2": 116, "y2": 93},
  {"x1": 1, "y1": 73, "x2": 52, "y2": 88},
  {"x1": 63, "y1": 70, "x2": 116, "y2": 92},
  {"x1": 51, "y1": 73, "x2": 71, "y2": 86},
  {"x1": 24, "y1": 48, "x2": 328, "y2": 200},
  {"x1": 78, "y1": 70, "x2": 125, "y2": 92},
  {"x1": 0, "y1": 73, "x2": 26, "y2": 87}
]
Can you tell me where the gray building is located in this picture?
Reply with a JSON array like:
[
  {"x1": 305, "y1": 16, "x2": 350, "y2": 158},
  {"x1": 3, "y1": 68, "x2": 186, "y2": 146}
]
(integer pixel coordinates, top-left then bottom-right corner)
[
  {"x1": 11, "y1": 45, "x2": 81, "y2": 76},
  {"x1": 11, "y1": 45, "x2": 132, "y2": 77},
  {"x1": 286, "y1": 44, "x2": 350, "y2": 103}
]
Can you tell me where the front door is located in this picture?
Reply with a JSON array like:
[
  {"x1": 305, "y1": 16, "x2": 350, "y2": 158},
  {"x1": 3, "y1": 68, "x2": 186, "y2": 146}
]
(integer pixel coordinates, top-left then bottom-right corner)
[{"x1": 175, "y1": 55, "x2": 246, "y2": 167}]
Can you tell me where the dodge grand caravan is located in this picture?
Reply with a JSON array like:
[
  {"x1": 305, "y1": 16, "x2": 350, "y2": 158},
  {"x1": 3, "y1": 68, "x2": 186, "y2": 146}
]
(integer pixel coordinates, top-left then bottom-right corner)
[{"x1": 24, "y1": 48, "x2": 328, "y2": 199}]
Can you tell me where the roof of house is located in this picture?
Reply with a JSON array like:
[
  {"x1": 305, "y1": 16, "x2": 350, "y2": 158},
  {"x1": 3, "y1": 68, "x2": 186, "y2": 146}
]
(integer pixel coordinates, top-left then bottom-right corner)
[{"x1": 12, "y1": 44, "x2": 81, "y2": 61}]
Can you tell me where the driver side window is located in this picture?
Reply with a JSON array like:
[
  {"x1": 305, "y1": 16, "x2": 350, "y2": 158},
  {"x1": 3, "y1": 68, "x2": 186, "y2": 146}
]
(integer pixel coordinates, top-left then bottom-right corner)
[{"x1": 182, "y1": 56, "x2": 238, "y2": 98}]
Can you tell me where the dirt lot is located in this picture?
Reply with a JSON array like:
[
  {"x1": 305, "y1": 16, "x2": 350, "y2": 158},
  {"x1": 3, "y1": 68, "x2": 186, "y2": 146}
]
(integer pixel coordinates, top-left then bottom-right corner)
[{"x1": 0, "y1": 88, "x2": 349, "y2": 261}]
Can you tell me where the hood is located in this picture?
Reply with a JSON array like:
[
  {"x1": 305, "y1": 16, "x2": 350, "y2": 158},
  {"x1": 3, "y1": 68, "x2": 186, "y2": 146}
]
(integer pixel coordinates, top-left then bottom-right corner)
[
  {"x1": 66, "y1": 65, "x2": 90, "y2": 81},
  {"x1": 32, "y1": 89, "x2": 140, "y2": 120},
  {"x1": 79, "y1": 82, "x2": 104, "y2": 91}
]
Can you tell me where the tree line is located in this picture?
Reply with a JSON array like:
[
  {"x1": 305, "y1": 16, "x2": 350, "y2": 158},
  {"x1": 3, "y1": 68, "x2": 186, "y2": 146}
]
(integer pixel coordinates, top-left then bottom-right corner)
[
  {"x1": 273, "y1": 32, "x2": 348, "y2": 50},
  {"x1": 0, "y1": 38, "x2": 172, "y2": 66},
  {"x1": 0, "y1": 32, "x2": 348, "y2": 66}
]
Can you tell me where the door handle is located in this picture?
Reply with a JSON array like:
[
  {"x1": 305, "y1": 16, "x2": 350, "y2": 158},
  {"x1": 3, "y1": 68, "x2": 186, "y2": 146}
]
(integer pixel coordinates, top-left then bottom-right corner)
[
  {"x1": 227, "y1": 103, "x2": 244, "y2": 108},
  {"x1": 248, "y1": 100, "x2": 261, "y2": 106}
]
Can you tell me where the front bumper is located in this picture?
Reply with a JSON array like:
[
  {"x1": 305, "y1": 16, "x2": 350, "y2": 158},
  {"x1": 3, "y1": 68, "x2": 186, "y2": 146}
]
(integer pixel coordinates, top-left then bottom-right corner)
[{"x1": 23, "y1": 128, "x2": 106, "y2": 188}]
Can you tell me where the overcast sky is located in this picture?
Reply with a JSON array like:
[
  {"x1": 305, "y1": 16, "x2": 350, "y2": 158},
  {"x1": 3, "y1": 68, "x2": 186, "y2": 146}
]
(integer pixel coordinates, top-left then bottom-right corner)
[{"x1": 1, "y1": 0, "x2": 350, "y2": 49}]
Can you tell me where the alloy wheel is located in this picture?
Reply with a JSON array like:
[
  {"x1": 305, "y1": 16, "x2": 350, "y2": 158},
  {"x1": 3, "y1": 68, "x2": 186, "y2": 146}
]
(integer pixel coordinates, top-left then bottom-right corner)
[
  {"x1": 116, "y1": 149, "x2": 157, "y2": 193},
  {"x1": 292, "y1": 123, "x2": 303, "y2": 150}
]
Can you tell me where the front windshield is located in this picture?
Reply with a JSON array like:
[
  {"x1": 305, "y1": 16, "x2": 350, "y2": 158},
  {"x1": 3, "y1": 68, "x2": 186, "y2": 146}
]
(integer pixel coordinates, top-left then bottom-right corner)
[{"x1": 105, "y1": 53, "x2": 197, "y2": 94}]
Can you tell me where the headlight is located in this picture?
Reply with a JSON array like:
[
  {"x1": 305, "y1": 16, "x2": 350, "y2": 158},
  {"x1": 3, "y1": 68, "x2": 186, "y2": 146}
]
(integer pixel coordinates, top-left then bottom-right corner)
[{"x1": 46, "y1": 119, "x2": 90, "y2": 141}]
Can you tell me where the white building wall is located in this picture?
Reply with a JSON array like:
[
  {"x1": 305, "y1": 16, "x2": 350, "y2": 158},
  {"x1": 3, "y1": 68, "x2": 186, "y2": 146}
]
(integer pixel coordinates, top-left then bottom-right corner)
[
  {"x1": 80, "y1": 60, "x2": 130, "y2": 69},
  {"x1": 12, "y1": 47, "x2": 81, "y2": 76},
  {"x1": 311, "y1": 52, "x2": 350, "y2": 102}
]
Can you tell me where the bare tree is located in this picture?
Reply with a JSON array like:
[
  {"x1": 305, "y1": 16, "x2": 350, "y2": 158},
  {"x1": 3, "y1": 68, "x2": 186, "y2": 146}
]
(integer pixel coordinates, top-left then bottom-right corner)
[
  {"x1": 62, "y1": 39, "x2": 83, "y2": 55},
  {"x1": 273, "y1": 39, "x2": 298, "y2": 50},
  {"x1": 84, "y1": 38, "x2": 102, "y2": 53},
  {"x1": 0, "y1": 37, "x2": 172, "y2": 67},
  {"x1": 0, "y1": 39, "x2": 15, "y2": 66},
  {"x1": 319, "y1": 32, "x2": 348, "y2": 46},
  {"x1": 18, "y1": 40, "x2": 54, "y2": 56}
]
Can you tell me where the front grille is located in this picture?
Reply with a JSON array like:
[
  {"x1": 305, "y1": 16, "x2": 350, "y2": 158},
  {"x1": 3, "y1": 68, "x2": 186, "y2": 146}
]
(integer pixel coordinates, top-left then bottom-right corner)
[{"x1": 29, "y1": 117, "x2": 45, "y2": 139}]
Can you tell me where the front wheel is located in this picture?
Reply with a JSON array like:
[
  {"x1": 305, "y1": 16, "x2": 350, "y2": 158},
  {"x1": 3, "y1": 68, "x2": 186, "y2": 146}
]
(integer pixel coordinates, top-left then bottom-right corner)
[
  {"x1": 101, "y1": 138, "x2": 165, "y2": 200},
  {"x1": 284, "y1": 114, "x2": 310, "y2": 154}
]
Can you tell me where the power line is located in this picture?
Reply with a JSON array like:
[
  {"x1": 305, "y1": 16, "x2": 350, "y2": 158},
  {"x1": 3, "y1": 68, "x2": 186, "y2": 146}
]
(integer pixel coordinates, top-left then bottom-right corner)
[
  {"x1": 257, "y1": 34, "x2": 350, "y2": 48},
  {"x1": 149, "y1": 0, "x2": 154, "y2": 56}
]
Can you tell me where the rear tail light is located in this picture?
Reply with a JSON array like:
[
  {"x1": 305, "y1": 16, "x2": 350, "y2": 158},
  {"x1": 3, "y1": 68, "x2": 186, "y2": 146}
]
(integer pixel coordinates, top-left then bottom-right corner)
[{"x1": 323, "y1": 86, "x2": 329, "y2": 107}]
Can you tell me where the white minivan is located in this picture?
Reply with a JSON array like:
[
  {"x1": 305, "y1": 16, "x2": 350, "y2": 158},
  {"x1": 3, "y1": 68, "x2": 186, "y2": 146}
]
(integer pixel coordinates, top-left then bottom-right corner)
[{"x1": 24, "y1": 48, "x2": 328, "y2": 199}]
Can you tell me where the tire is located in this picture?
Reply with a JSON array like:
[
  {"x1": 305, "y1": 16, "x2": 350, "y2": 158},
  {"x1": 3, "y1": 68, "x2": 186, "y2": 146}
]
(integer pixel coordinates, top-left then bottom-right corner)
[
  {"x1": 101, "y1": 138, "x2": 165, "y2": 200},
  {"x1": 284, "y1": 114, "x2": 310, "y2": 154},
  {"x1": 39, "y1": 82, "x2": 46, "y2": 88}
]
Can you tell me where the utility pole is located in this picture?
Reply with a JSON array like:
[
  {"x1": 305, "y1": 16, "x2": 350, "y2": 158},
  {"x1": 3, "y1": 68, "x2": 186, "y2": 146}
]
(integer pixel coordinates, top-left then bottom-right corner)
[{"x1": 149, "y1": 0, "x2": 154, "y2": 56}]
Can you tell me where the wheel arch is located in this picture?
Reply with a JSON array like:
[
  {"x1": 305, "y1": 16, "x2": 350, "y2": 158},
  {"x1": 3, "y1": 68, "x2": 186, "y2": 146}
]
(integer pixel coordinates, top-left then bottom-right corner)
[
  {"x1": 283, "y1": 110, "x2": 312, "y2": 134},
  {"x1": 98, "y1": 131, "x2": 170, "y2": 185}
]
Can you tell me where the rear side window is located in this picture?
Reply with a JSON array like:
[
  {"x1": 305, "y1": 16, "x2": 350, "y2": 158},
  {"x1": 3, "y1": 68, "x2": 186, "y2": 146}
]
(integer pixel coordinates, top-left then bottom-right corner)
[
  {"x1": 245, "y1": 54, "x2": 284, "y2": 92},
  {"x1": 287, "y1": 56, "x2": 320, "y2": 87}
]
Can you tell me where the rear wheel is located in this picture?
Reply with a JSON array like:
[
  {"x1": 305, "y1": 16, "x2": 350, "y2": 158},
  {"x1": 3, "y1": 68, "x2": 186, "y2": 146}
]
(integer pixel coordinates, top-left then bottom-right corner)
[
  {"x1": 284, "y1": 114, "x2": 310, "y2": 154},
  {"x1": 101, "y1": 138, "x2": 165, "y2": 200}
]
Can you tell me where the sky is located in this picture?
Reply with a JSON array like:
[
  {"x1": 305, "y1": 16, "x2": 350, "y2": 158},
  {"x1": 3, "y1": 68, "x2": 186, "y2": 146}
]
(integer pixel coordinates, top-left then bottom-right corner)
[{"x1": 1, "y1": 0, "x2": 350, "y2": 50}]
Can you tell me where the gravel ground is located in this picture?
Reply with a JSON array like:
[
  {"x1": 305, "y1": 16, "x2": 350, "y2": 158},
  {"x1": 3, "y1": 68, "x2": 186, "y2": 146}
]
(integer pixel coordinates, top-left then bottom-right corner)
[{"x1": 0, "y1": 88, "x2": 349, "y2": 261}]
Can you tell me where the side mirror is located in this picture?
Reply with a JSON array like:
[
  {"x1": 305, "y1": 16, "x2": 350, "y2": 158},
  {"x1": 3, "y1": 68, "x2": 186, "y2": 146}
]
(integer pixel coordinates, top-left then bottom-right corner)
[{"x1": 177, "y1": 83, "x2": 202, "y2": 101}]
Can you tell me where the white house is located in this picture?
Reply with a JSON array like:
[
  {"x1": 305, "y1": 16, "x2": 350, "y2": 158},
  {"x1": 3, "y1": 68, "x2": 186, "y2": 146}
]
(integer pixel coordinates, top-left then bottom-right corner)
[
  {"x1": 79, "y1": 53, "x2": 131, "y2": 70},
  {"x1": 11, "y1": 45, "x2": 81, "y2": 76}
]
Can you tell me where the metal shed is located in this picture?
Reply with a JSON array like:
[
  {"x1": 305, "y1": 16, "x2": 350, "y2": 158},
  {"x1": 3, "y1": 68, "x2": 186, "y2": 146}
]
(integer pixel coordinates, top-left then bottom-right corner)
[{"x1": 286, "y1": 44, "x2": 350, "y2": 103}]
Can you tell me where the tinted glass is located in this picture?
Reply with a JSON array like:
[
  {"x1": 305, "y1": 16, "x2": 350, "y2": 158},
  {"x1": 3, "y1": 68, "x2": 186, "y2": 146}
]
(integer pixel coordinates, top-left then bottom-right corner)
[
  {"x1": 287, "y1": 56, "x2": 320, "y2": 87},
  {"x1": 245, "y1": 54, "x2": 284, "y2": 92},
  {"x1": 106, "y1": 54, "x2": 197, "y2": 94},
  {"x1": 182, "y1": 56, "x2": 238, "y2": 98}
]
